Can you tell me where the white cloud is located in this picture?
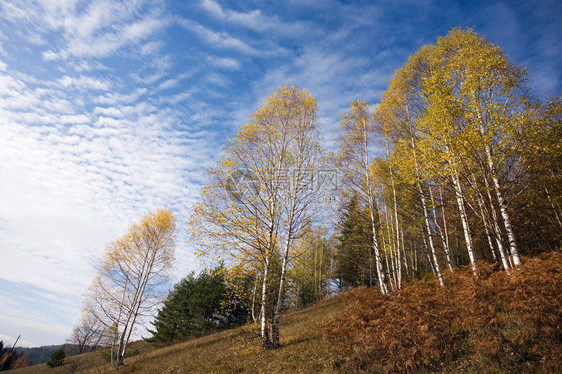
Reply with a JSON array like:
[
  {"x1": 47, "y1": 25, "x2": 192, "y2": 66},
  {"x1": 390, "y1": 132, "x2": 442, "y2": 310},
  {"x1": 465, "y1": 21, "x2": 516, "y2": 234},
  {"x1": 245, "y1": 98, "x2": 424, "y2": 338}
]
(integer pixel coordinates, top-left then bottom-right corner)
[
  {"x1": 205, "y1": 72, "x2": 231, "y2": 87},
  {"x1": 123, "y1": 16, "x2": 165, "y2": 41},
  {"x1": 253, "y1": 46, "x2": 389, "y2": 142},
  {"x1": 176, "y1": 18, "x2": 260, "y2": 55},
  {"x1": 95, "y1": 88, "x2": 148, "y2": 105},
  {"x1": 64, "y1": 17, "x2": 164, "y2": 59},
  {"x1": 2, "y1": 0, "x2": 167, "y2": 60},
  {"x1": 0, "y1": 315, "x2": 72, "y2": 347},
  {"x1": 42, "y1": 49, "x2": 65, "y2": 61},
  {"x1": 0, "y1": 334, "x2": 37, "y2": 348},
  {"x1": 157, "y1": 78, "x2": 179, "y2": 91},
  {"x1": 141, "y1": 40, "x2": 164, "y2": 55},
  {"x1": 200, "y1": 0, "x2": 276, "y2": 32},
  {"x1": 73, "y1": 60, "x2": 110, "y2": 72},
  {"x1": 0, "y1": 57, "x2": 217, "y2": 346},
  {"x1": 199, "y1": 0, "x2": 314, "y2": 37},
  {"x1": 56, "y1": 75, "x2": 109, "y2": 90},
  {"x1": 200, "y1": 0, "x2": 224, "y2": 18},
  {"x1": 207, "y1": 56, "x2": 241, "y2": 70}
]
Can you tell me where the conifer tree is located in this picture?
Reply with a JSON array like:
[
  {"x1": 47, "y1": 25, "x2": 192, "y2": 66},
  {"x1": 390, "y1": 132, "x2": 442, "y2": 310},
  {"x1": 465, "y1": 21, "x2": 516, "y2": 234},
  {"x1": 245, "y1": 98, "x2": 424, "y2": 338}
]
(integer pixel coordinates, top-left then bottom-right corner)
[
  {"x1": 46, "y1": 347, "x2": 65, "y2": 368},
  {"x1": 148, "y1": 267, "x2": 247, "y2": 345},
  {"x1": 335, "y1": 194, "x2": 374, "y2": 288}
]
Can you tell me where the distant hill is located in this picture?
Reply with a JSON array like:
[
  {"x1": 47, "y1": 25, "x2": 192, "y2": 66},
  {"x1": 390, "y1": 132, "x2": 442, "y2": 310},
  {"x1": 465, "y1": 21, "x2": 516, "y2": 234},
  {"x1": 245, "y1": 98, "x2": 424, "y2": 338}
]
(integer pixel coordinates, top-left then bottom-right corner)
[{"x1": 15, "y1": 345, "x2": 62, "y2": 366}]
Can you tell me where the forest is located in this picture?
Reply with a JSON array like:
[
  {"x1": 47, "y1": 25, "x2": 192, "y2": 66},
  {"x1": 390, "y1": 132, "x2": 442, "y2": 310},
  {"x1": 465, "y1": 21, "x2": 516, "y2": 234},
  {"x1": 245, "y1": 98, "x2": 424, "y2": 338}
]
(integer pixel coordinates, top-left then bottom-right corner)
[
  {"x1": 187, "y1": 27, "x2": 560, "y2": 351},
  {"x1": 6, "y1": 27, "x2": 559, "y2": 372}
]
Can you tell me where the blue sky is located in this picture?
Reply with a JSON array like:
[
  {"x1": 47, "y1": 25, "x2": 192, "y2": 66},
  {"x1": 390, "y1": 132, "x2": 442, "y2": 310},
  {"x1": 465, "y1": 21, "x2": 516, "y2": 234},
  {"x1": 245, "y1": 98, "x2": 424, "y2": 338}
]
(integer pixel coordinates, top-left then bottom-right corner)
[{"x1": 0, "y1": 0, "x2": 560, "y2": 347}]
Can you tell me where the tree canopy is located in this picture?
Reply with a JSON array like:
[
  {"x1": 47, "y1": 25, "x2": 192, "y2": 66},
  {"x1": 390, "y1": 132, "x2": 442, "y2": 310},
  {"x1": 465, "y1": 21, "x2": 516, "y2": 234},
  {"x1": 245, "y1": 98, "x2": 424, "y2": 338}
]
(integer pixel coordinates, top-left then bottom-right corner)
[{"x1": 148, "y1": 267, "x2": 248, "y2": 345}]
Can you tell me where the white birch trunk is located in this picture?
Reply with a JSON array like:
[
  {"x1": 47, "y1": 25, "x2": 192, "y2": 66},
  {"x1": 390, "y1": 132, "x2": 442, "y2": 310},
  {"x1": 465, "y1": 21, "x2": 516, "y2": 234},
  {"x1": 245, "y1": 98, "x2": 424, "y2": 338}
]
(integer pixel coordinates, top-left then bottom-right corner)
[
  {"x1": 421, "y1": 231, "x2": 436, "y2": 275},
  {"x1": 384, "y1": 208, "x2": 399, "y2": 288},
  {"x1": 483, "y1": 142, "x2": 521, "y2": 266},
  {"x1": 409, "y1": 135, "x2": 444, "y2": 286},
  {"x1": 413, "y1": 242, "x2": 418, "y2": 273},
  {"x1": 449, "y1": 163, "x2": 478, "y2": 277},
  {"x1": 475, "y1": 183, "x2": 499, "y2": 262},
  {"x1": 271, "y1": 238, "x2": 290, "y2": 347},
  {"x1": 260, "y1": 255, "x2": 270, "y2": 348},
  {"x1": 400, "y1": 229, "x2": 408, "y2": 282},
  {"x1": 385, "y1": 139, "x2": 402, "y2": 288},
  {"x1": 251, "y1": 272, "x2": 258, "y2": 323},
  {"x1": 483, "y1": 175, "x2": 512, "y2": 272},
  {"x1": 545, "y1": 187, "x2": 562, "y2": 230},
  {"x1": 395, "y1": 206, "x2": 403, "y2": 290},
  {"x1": 430, "y1": 184, "x2": 454, "y2": 272},
  {"x1": 439, "y1": 186, "x2": 453, "y2": 270},
  {"x1": 380, "y1": 213, "x2": 395, "y2": 290},
  {"x1": 363, "y1": 123, "x2": 389, "y2": 295},
  {"x1": 473, "y1": 101, "x2": 521, "y2": 266}
]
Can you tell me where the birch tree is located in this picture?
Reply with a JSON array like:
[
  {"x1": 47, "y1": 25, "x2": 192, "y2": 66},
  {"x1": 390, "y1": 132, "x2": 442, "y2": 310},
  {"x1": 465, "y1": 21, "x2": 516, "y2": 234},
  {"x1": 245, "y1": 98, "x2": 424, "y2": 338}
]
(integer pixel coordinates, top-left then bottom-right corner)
[
  {"x1": 190, "y1": 86, "x2": 323, "y2": 349},
  {"x1": 373, "y1": 28, "x2": 540, "y2": 278},
  {"x1": 338, "y1": 100, "x2": 390, "y2": 295},
  {"x1": 67, "y1": 307, "x2": 106, "y2": 355},
  {"x1": 88, "y1": 208, "x2": 175, "y2": 366},
  {"x1": 269, "y1": 87, "x2": 322, "y2": 348},
  {"x1": 287, "y1": 227, "x2": 331, "y2": 308},
  {"x1": 375, "y1": 59, "x2": 446, "y2": 287},
  {"x1": 423, "y1": 28, "x2": 535, "y2": 267}
]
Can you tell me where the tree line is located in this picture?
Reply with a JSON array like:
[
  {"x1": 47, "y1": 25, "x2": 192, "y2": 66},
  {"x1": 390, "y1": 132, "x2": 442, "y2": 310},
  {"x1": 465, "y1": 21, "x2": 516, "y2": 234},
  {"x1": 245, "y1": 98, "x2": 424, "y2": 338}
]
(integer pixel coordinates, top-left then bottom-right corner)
[
  {"x1": 188, "y1": 27, "x2": 560, "y2": 348},
  {"x1": 67, "y1": 28, "x2": 560, "y2": 361},
  {"x1": 336, "y1": 28, "x2": 560, "y2": 292}
]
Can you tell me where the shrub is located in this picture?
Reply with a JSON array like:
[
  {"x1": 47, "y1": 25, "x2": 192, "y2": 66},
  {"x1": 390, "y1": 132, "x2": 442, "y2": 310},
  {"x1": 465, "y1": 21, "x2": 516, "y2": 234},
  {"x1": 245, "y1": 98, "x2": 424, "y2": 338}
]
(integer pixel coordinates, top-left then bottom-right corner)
[{"x1": 323, "y1": 252, "x2": 562, "y2": 373}]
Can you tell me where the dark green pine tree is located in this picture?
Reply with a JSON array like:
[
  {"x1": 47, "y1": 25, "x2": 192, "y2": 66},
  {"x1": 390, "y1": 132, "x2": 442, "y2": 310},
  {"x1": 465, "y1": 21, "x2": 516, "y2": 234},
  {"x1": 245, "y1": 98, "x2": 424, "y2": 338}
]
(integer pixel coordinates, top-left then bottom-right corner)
[
  {"x1": 147, "y1": 267, "x2": 247, "y2": 345},
  {"x1": 336, "y1": 194, "x2": 374, "y2": 289},
  {"x1": 46, "y1": 347, "x2": 65, "y2": 368}
]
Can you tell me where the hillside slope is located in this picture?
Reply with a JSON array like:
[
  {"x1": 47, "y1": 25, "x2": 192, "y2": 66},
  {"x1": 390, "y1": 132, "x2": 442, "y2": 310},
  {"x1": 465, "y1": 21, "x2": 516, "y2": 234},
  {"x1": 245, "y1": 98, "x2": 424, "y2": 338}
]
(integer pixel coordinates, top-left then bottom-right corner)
[
  {"x1": 12, "y1": 251, "x2": 562, "y2": 373},
  {"x1": 325, "y1": 251, "x2": 562, "y2": 373},
  {"x1": 11, "y1": 297, "x2": 345, "y2": 373}
]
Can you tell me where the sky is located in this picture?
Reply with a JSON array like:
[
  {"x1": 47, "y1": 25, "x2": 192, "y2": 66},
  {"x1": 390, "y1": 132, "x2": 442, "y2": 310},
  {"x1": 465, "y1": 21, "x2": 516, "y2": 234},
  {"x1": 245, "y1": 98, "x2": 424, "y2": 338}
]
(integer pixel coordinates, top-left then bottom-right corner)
[{"x1": 0, "y1": 0, "x2": 560, "y2": 347}]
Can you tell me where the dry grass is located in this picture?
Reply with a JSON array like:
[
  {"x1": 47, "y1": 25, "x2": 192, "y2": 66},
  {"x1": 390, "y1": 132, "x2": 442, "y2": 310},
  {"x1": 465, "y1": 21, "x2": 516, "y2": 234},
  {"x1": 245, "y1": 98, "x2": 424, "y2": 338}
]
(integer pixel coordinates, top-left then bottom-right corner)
[
  {"x1": 10, "y1": 296, "x2": 345, "y2": 374},
  {"x1": 8, "y1": 341, "x2": 155, "y2": 374},
  {"x1": 324, "y1": 251, "x2": 562, "y2": 373}
]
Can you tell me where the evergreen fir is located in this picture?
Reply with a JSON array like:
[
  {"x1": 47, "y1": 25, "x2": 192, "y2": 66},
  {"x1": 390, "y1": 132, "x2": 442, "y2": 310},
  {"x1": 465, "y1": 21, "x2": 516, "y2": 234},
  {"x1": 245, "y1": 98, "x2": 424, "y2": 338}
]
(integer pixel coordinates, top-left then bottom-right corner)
[
  {"x1": 46, "y1": 347, "x2": 65, "y2": 368},
  {"x1": 147, "y1": 267, "x2": 247, "y2": 345},
  {"x1": 336, "y1": 194, "x2": 375, "y2": 288}
]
